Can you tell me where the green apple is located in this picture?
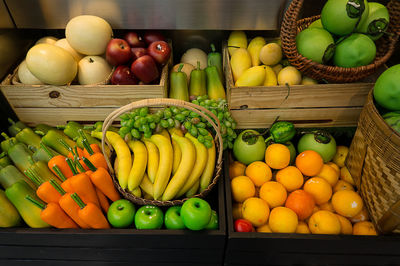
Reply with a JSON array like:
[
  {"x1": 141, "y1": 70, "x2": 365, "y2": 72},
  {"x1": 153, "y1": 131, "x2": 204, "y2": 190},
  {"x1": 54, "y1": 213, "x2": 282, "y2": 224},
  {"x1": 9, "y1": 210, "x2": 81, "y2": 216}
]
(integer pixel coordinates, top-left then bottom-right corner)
[
  {"x1": 181, "y1": 198, "x2": 211, "y2": 231},
  {"x1": 134, "y1": 205, "x2": 164, "y2": 229},
  {"x1": 164, "y1": 206, "x2": 186, "y2": 229},
  {"x1": 233, "y1": 130, "x2": 266, "y2": 165},
  {"x1": 205, "y1": 210, "x2": 219, "y2": 230},
  {"x1": 107, "y1": 199, "x2": 136, "y2": 228}
]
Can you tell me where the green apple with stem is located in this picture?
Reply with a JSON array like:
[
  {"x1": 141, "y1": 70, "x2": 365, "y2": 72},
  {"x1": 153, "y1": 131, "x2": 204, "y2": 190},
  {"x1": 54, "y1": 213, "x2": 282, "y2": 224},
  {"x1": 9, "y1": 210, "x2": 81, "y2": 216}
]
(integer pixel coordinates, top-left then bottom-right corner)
[
  {"x1": 107, "y1": 199, "x2": 136, "y2": 228},
  {"x1": 181, "y1": 198, "x2": 212, "y2": 230},
  {"x1": 134, "y1": 205, "x2": 164, "y2": 229}
]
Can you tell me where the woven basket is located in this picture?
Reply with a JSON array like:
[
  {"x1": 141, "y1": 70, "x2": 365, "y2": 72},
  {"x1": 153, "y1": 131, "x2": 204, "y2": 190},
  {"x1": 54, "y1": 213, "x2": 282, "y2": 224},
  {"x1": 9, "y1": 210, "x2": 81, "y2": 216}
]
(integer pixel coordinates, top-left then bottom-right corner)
[
  {"x1": 346, "y1": 90, "x2": 400, "y2": 234},
  {"x1": 100, "y1": 98, "x2": 224, "y2": 207},
  {"x1": 280, "y1": 0, "x2": 400, "y2": 83}
]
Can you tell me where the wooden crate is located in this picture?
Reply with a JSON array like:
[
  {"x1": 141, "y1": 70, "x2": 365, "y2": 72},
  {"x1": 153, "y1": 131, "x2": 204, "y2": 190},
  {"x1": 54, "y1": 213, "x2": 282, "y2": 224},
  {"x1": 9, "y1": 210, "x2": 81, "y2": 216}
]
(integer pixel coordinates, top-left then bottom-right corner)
[
  {"x1": 223, "y1": 42, "x2": 377, "y2": 129},
  {"x1": 0, "y1": 59, "x2": 170, "y2": 127},
  {"x1": 223, "y1": 151, "x2": 400, "y2": 266}
]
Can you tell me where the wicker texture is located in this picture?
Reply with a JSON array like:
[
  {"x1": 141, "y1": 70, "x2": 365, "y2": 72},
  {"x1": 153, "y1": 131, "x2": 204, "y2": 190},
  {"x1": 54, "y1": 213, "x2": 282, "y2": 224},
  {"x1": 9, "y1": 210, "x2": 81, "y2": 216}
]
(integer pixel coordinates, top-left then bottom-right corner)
[
  {"x1": 346, "y1": 90, "x2": 400, "y2": 233},
  {"x1": 280, "y1": 0, "x2": 400, "y2": 83},
  {"x1": 101, "y1": 98, "x2": 224, "y2": 206}
]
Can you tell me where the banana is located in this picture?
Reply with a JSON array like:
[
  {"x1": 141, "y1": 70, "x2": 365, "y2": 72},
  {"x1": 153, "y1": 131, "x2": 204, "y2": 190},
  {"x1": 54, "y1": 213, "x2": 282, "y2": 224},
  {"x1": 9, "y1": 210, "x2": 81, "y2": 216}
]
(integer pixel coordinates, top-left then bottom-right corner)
[
  {"x1": 168, "y1": 128, "x2": 184, "y2": 175},
  {"x1": 162, "y1": 133, "x2": 196, "y2": 201},
  {"x1": 140, "y1": 173, "x2": 154, "y2": 197},
  {"x1": 131, "y1": 187, "x2": 141, "y2": 197},
  {"x1": 127, "y1": 140, "x2": 148, "y2": 191},
  {"x1": 176, "y1": 133, "x2": 208, "y2": 198},
  {"x1": 150, "y1": 134, "x2": 173, "y2": 200},
  {"x1": 143, "y1": 191, "x2": 154, "y2": 200},
  {"x1": 200, "y1": 136, "x2": 216, "y2": 192},
  {"x1": 142, "y1": 138, "x2": 159, "y2": 183},
  {"x1": 247, "y1": 37, "x2": 266, "y2": 66},
  {"x1": 186, "y1": 179, "x2": 200, "y2": 198},
  {"x1": 159, "y1": 129, "x2": 171, "y2": 142}
]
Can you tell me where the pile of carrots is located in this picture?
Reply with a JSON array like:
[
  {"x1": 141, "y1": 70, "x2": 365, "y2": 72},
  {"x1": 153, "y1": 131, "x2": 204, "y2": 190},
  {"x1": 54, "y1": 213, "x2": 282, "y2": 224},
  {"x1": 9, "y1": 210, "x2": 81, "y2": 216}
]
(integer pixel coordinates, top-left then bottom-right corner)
[{"x1": 25, "y1": 133, "x2": 121, "y2": 229}]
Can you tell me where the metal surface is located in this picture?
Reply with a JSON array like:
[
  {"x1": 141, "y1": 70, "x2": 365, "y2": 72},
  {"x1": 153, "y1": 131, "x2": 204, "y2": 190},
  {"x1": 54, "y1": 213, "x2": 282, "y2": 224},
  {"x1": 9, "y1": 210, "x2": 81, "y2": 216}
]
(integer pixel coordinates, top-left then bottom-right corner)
[
  {"x1": 0, "y1": 0, "x2": 14, "y2": 28},
  {"x1": 6, "y1": 0, "x2": 287, "y2": 30}
]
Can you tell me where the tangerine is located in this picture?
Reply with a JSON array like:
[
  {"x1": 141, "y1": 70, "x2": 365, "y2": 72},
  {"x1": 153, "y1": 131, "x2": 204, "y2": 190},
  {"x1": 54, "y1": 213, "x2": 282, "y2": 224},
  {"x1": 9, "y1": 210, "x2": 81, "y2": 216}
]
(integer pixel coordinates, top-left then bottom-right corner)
[
  {"x1": 296, "y1": 150, "x2": 324, "y2": 176},
  {"x1": 308, "y1": 210, "x2": 341, "y2": 235},
  {"x1": 245, "y1": 161, "x2": 272, "y2": 186},
  {"x1": 303, "y1": 177, "x2": 332, "y2": 205},
  {"x1": 242, "y1": 197, "x2": 270, "y2": 227},
  {"x1": 331, "y1": 190, "x2": 363, "y2": 218},
  {"x1": 259, "y1": 181, "x2": 287, "y2": 208},
  {"x1": 229, "y1": 161, "x2": 246, "y2": 179},
  {"x1": 316, "y1": 164, "x2": 339, "y2": 187},
  {"x1": 333, "y1": 180, "x2": 355, "y2": 193},
  {"x1": 296, "y1": 221, "x2": 311, "y2": 234},
  {"x1": 285, "y1": 189, "x2": 316, "y2": 220},
  {"x1": 276, "y1": 166, "x2": 304, "y2": 192},
  {"x1": 335, "y1": 214, "x2": 353, "y2": 235},
  {"x1": 265, "y1": 144, "x2": 291, "y2": 169},
  {"x1": 269, "y1": 207, "x2": 298, "y2": 233},
  {"x1": 231, "y1": 176, "x2": 255, "y2": 203},
  {"x1": 353, "y1": 221, "x2": 377, "y2": 235}
]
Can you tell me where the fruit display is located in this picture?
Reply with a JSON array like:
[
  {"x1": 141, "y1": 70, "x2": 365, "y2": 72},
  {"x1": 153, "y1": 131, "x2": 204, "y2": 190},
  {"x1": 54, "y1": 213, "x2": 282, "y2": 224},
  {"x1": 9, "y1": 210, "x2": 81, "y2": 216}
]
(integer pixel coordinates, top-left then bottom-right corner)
[
  {"x1": 229, "y1": 122, "x2": 378, "y2": 236},
  {"x1": 227, "y1": 31, "x2": 318, "y2": 87},
  {"x1": 169, "y1": 45, "x2": 226, "y2": 101},
  {"x1": 0, "y1": 119, "x2": 219, "y2": 231},
  {"x1": 296, "y1": 0, "x2": 389, "y2": 68}
]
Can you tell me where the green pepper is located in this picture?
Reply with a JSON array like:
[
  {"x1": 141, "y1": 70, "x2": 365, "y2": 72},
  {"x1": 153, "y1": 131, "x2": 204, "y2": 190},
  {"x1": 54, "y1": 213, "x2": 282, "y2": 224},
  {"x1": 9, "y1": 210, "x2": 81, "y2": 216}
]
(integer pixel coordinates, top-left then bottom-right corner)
[
  {"x1": 189, "y1": 61, "x2": 207, "y2": 97},
  {"x1": 205, "y1": 66, "x2": 226, "y2": 100},
  {"x1": 15, "y1": 127, "x2": 42, "y2": 150},
  {"x1": 8, "y1": 142, "x2": 34, "y2": 173},
  {"x1": 0, "y1": 164, "x2": 35, "y2": 190},
  {"x1": 265, "y1": 121, "x2": 296, "y2": 144},
  {"x1": 58, "y1": 121, "x2": 90, "y2": 141},
  {"x1": 41, "y1": 129, "x2": 76, "y2": 156},
  {"x1": 27, "y1": 159, "x2": 60, "y2": 184},
  {"x1": 0, "y1": 152, "x2": 11, "y2": 168},
  {"x1": 7, "y1": 118, "x2": 28, "y2": 137},
  {"x1": 32, "y1": 143, "x2": 59, "y2": 163},
  {"x1": 169, "y1": 63, "x2": 189, "y2": 101},
  {"x1": 0, "y1": 189, "x2": 22, "y2": 228},
  {"x1": 5, "y1": 180, "x2": 50, "y2": 228},
  {"x1": 1, "y1": 133, "x2": 18, "y2": 153},
  {"x1": 33, "y1": 124, "x2": 55, "y2": 135},
  {"x1": 207, "y1": 44, "x2": 224, "y2": 83}
]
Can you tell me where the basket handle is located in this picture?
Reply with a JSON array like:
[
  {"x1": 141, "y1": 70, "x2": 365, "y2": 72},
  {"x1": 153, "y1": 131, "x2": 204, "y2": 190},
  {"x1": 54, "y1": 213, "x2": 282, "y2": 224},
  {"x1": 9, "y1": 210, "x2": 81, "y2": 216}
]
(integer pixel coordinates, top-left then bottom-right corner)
[
  {"x1": 388, "y1": 0, "x2": 400, "y2": 36},
  {"x1": 280, "y1": 0, "x2": 304, "y2": 39},
  {"x1": 101, "y1": 98, "x2": 224, "y2": 175}
]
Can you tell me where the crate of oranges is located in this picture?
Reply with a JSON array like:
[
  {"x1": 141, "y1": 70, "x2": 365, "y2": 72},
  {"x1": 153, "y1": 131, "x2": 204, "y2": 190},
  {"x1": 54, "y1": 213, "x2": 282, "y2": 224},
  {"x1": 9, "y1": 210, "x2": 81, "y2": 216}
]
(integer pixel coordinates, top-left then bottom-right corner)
[{"x1": 224, "y1": 125, "x2": 400, "y2": 265}]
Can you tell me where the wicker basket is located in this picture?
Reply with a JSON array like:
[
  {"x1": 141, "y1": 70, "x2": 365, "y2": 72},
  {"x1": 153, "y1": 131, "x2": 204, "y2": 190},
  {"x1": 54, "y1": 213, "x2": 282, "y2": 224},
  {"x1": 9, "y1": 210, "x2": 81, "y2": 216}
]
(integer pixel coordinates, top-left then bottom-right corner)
[
  {"x1": 100, "y1": 98, "x2": 224, "y2": 206},
  {"x1": 280, "y1": 0, "x2": 400, "y2": 83},
  {"x1": 346, "y1": 90, "x2": 400, "y2": 234}
]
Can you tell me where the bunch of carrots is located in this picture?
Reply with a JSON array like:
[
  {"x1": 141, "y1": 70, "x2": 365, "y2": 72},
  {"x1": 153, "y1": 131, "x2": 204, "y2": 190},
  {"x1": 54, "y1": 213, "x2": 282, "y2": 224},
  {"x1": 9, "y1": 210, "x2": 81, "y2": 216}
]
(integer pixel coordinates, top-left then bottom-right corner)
[{"x1": 24, "y1": 130, "x2": 120, "y2": 229}]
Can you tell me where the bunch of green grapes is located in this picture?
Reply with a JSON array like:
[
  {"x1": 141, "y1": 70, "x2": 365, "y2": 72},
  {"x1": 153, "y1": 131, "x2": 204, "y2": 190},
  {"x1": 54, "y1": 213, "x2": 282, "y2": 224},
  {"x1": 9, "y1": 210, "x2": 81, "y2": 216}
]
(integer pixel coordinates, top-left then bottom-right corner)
[
  {"x1": 191, "y1": 95, "x2": 237, "y2": 149},
  {"x1": 118, "y1": 96, "x2": 237, "y2": 150}
]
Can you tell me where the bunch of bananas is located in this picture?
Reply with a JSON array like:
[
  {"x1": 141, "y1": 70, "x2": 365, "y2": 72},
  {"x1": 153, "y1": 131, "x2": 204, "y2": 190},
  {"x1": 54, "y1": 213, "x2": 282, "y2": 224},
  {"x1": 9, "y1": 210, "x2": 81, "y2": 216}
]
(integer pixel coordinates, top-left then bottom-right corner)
[{"x1": 116, "y1": 128, "x2": 216, "y2": 201}]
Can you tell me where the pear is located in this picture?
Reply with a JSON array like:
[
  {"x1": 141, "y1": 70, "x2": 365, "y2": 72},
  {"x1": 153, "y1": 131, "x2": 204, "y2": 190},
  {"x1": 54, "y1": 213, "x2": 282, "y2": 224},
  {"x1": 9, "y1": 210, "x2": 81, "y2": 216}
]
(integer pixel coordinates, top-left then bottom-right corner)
[
  {"x1": 235, "y1": 66, "x2": 266, "y2": 87},
  {"x1": 260, "y1": 43, "x2": 282, "y2": 66},
  {"x1": 230, "y1": 48, "x2": 252, "y2": 82},
  {"x1": 228, "y1": 31, "x2": 248, "y2": 56},
  {"x1": 247, "y1": 37, "x2": 266, "y2": 66},
  {"x1": 263, "y1": 66, "x2": 277, "y2": 86}
]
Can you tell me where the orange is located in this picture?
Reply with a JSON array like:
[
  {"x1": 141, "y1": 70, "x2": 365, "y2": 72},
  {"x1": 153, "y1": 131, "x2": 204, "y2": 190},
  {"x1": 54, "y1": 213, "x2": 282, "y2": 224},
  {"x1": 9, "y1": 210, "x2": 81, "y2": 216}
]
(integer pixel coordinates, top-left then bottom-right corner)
[
  {"x1": 296, "y1": 221, "x2": 311, "y2": 234},
  {"x1": 318, "y1": 201, "x2": 335, "y2": 213},
  {"x1": 276, "y1": 166, "x2": 304, "y2": 192},
  {"x1": 349, "y1": 206, "x2": 369, "y2": 223},
  {"x1": 331, "y1": 190, "x2": 363, "y2": 218},
  {"x1": 327, "y1": 162, "x2": 340, "y2": 175},
  {"x1": 296, "y1": 150, "x2": 324, "y2": 176},
  {"x1": 335, "y1": 214, "x2": 353, "y2": 235},
  {"x1": 229, "y1": 161, "x2": 246, "y2": 179},
  {"x1": 265, "y1": 144, "x2": 291, "y2": 170},
  {"x1": 245, "y1": 161, "x2": 272, "y2": 186},
  {"x1": 333, "y1": 180, "x2": 355, "y2": 193},
  {"x1": 305, "y1": 205, "x2": 320, "y2": 224},
  {"x1": 231, "y1": 176, "x2": 256, "y2": 203},
  {"x1": 232, "y1": 203, "x2": 243, "y2": 220},
  {"x1": 259, "y1": 181, "x2": 287, "y2": 208},
  {"x1": 303, "y1": 177, "x2": 332, "y2": 205},
  {"x1": 308, "y1": 210, "x2": 341, "y2": 235},
  {"x1": 257, "y1": 224, "x2": 272, "y2": 233},
  {"x1": 268, "y1": 206, "x2": 298, "y2": 233},
  {"x1": 285, "y1": 189, "x2": 315, "y2": 220},
  {"x1": 353, "y1": 221, "x2": 378, "y2": 235},
  {"x1": 316, "y1": 164, "x2": 339, "y2": 187},
  {"x1": 242, "y1": 197, "x2": 270, "y2": 227}
]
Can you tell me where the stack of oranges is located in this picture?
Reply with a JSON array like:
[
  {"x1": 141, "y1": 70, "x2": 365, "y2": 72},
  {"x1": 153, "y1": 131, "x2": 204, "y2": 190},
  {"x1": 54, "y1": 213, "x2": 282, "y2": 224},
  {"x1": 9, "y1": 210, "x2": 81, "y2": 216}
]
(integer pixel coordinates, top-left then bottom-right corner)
[{"x1": 229, "y1": 144, "x2": 377, "y2": 235}]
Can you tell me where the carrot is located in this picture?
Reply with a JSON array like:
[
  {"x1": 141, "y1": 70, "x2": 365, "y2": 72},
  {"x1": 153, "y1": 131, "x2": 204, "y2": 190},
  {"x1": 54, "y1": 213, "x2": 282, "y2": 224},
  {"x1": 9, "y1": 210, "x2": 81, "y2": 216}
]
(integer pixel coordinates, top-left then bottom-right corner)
[
  {"x1": 83, "y1": 157, "x2": 120, "y2": 202},
  {"x1": 74, "y1": 157, "x2": 89, "y2": 173},
  {"x1": 67, "y1": 147, "x2": 84, "y2": 159},
  {"x1": 83, "y1": 144, "x2": 101, "y2": 158},
  {"x1": 25, "y1": 169, "x2": 62, "y2": 204},
  {"x1": 48, "y1": 155, "x2": 74, "y2": 179},
  {"x1": 87, "y1": 153, "x2": 108, "y2": 171},
  {"x1": 69, "y1": 172, "x2": 100, "y2": 207},
  {"x1": 71, "y1": 193, "x2": 110, "y2": 229},
  {"x1": 96, "y1": 187, "x2": 110, "y2": 213},
  {"x1": 25, "y1": 195, "x2": 78, "y2": 229}
]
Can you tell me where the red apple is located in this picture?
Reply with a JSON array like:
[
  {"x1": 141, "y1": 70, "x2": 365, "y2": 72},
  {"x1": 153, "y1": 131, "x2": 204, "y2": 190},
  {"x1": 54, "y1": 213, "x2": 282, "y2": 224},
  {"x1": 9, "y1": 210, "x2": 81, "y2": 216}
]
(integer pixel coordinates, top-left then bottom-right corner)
[
  {"x1": 131, "y1": 55, "x2": 159, "y2": 84},
  {"x1": 143, "y1": 31, "x2": 166, "y2": 45},
  {"x1": 106, "y1": 38, "x2": 132, "y2": 66},
  {"x1": 148, "y1": 41, "x2": 171, "y2": 65},
  {"x1": 111, "y1": 65, "x2": 138, "y2": 85},
  {"x1": 131, "y1": 47, "x2": 148, "y2": 61},
  {"x1": 124, "y1": 32, "x2": 145, "y2": 48}
]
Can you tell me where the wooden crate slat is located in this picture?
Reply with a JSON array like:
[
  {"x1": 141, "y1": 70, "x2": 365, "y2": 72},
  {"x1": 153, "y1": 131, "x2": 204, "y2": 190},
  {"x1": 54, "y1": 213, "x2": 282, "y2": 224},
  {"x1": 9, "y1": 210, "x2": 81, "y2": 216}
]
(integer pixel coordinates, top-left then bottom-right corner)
[{"x1": 231, "y1": 107, "x2": 363, "y2": 128}]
